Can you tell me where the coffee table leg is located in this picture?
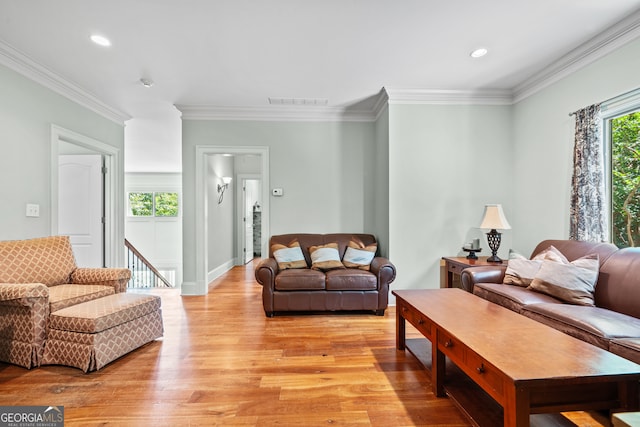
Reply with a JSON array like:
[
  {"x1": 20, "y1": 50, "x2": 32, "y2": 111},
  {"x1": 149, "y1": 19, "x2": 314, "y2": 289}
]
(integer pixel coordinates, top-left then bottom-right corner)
[
  {"x1": 396, "y1": 305, "x2": 406, "y2": 350},
  {"x1": 432, "y1": 330, "x2": 446, "y2": 397},
  {"x1": 504, "y1": 385, "x2": 530, "y2": 427}
]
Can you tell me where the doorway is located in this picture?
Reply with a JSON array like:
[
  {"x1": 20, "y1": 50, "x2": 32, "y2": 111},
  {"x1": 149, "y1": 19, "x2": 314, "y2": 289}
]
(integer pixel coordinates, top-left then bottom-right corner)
[
  {"x1": 50, "y1": 125, "x2": 124, "y2": 267},
  {"x1": 191, "y1": 145, "x2": 269, "y2": 295},
  {"x1": 238, "y1": 175, "x2": 262, "y2": 264}
]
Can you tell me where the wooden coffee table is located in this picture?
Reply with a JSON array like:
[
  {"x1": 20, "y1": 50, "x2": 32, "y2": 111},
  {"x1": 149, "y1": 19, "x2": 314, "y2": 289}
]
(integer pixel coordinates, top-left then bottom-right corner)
[{"x1": 393, "y1": 288, "x2": 640, "y2": 427}]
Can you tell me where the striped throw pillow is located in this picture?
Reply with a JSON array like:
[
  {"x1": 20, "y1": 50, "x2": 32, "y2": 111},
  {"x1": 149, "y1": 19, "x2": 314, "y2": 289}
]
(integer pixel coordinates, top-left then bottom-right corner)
[
  {"x1": 272, "y1": 240, "x2": 307, "y2": 270},
  {"x1": 309, "y1": 243, "x2": 344, "y2": 271},
  {"x1": 342, "y1": 238, "x2": 376, "y2": 270}
]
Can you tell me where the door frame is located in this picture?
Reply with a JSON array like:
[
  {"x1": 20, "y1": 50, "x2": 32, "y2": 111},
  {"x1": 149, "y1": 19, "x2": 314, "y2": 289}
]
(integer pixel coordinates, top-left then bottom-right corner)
[
  {"x1": 193, "y1": 146, "x2": 269, "y2": 295},
  {"x1": 50, "y1": 125, "x2": 124, "y2": 267},
  {"x1": 236, "y1": 173, "x2": 261, "y2": 264}
]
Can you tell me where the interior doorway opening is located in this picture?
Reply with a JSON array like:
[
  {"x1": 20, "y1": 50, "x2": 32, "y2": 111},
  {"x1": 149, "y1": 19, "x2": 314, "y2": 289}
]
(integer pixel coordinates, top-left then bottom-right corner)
[
  {"x1": 50, "y1": 125, "x2": 124, "y2": 267},
  {"x1": 193, "y1": 146, "x2": 269, "y2": 296},
  {"x1": 238, "y1": 176, "x2": 262, "y2": 264}
]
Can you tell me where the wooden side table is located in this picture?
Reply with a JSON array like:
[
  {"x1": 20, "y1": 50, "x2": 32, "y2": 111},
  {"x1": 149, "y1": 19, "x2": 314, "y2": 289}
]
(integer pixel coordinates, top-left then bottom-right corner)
[{"x1": 442, "y1": 256, "x2": 502, "y2": 289}]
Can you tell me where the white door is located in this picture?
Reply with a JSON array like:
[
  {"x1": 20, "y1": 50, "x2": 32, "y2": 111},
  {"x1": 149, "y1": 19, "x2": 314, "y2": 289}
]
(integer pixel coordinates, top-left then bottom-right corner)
[
  {"x1": 58, "y1": 154, "x2": 104, "y2": 267},
  {"x1": 243, "y1": 180, "x2": 255, "y2": 264}
]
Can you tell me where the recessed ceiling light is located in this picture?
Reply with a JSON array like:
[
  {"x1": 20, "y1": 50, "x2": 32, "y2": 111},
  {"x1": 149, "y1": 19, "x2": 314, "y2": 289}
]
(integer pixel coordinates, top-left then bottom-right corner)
[
  {"x1": 140, "y1": 78, "x2": 154, "y2": 88},
  {"x1": 90, "y1": 34, "x2": 111, "y2": 47},
  {"x1": 470, "y1": 48, "x2": 488, "y2": 58}
]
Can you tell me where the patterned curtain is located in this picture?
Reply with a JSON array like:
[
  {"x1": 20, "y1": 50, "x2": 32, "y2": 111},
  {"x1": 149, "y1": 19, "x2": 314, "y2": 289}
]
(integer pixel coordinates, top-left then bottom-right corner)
[{"x1": 569, "y1": 103, "x2": 608, "y2": 242}]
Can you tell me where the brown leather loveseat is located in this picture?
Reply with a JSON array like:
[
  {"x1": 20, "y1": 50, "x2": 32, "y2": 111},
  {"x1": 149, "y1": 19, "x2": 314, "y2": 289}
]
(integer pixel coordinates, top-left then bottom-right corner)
[
  {"x1": 255, "y1": 233, "x2": 396, "y2": 317},
  {"x1": 461, "y1": 239, "x2": 640, "y2": 364}
]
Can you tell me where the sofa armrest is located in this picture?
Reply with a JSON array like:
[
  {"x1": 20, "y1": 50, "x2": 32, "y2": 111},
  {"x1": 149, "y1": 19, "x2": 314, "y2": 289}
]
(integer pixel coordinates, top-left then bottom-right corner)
[
  {"x1": 70, "y1": 268, "x2": 131, "y2": 293},
  {"x1": 254, "y1": 258, "x2": 279, "y2": 288},
  {"x1": 460, "y1": 266, "x2": 507, "y2": 293},
  {"x1": 254, "y1": 258, "x2": 280, "y2": 316},
  {"x1": 370, "y1": 257, "x2": 396, "y2": 287},
  {"x1": 0, "y1": 283, "x2": 49, "y2": 305}
]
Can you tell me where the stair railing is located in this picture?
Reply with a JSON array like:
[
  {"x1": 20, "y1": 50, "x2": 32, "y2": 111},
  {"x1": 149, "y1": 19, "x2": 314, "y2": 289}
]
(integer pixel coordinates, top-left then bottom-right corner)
[{"x1": 125, "y1": 238, "x2": 173, "y2": 288}]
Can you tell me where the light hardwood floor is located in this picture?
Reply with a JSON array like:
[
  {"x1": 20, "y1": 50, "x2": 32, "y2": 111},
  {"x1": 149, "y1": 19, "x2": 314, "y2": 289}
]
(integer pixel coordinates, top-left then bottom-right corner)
[{"x1": 0, "y1": 261, "x2": 609, "y2": 426}]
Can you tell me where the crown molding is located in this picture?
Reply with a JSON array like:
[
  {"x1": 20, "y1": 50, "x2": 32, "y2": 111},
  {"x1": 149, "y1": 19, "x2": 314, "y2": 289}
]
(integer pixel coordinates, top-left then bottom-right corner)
[
  {"x1": 513, "y1": 10, "x2": 640, "y2": 103},
  {"x1": 0, "y1": 40, "x2": 130, "y2": 125},
  {"x1": 384, "y1": 88, "x2": 513, "y2": 105},
  {"x1": 176, "y1": 103, "x2": 383, "y2": 122}
]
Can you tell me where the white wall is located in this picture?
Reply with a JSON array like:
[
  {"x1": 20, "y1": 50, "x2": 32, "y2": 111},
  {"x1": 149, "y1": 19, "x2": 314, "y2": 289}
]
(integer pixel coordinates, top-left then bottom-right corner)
[
  {"x1": 388, "y1": 104, "x2": 513, "y2": 295},
  {"x1": 512, "y1": 37, "x2": 640, "y2": 256},
  {"x1": 366, "y1": 106, "x2": 390, "y2": 257},
  {"x1": 207, "y1": 155, "x2": 235, "y2": 276},
  {"x1": 0, "y1": 63, "x2": 125, "y2": 245},
  {"x1": 124, "y1": 111, "x2": 182, "y2": 173}
]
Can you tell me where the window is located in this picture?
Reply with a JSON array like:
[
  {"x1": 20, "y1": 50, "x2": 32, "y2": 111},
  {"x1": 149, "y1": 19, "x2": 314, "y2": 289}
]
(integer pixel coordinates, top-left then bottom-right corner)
[
  {"x1": 603, "y1": 92, "x2": 640, "y2": 248},
  {"x1": 154, "y1": 192, "x2": 179, "y2": 217},
  {"x1": 128, "y1": 192, "x2": 179, "y2": 217}
]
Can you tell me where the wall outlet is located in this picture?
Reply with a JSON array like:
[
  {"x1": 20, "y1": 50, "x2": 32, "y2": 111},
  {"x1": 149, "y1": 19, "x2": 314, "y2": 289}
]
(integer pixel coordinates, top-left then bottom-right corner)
[
  {"x1": 26, "y1": 204, "x2": 40, "y2": 217},
  {"x1": 272, "y1": 188, "x2": 284, "y2": 196}
]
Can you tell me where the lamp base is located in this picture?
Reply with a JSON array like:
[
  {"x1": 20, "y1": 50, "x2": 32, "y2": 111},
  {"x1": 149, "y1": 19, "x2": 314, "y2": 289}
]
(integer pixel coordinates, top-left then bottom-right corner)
[{"x1": 486, "y1": 229, "x2": 503, "y2": 263}]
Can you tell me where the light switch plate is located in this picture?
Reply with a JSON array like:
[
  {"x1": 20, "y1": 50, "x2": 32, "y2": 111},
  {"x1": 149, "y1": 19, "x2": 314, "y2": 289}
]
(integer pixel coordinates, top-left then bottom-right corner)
[
  {"x1": 26, "y1": 204, "x2": 40, "y2": 217},
  {"x1": 272, "y1": 188, "x2": 283, "y2": 196}
]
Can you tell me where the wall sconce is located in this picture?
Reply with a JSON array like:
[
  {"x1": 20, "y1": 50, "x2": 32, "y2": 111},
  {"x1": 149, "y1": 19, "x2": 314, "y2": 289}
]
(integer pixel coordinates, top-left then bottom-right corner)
[
  {"x1": 217, "y1": 176, "x2": 232, "y2": 204},
  {"x1": 479, "y1": 204, "x2": 511, "y2": 263}
]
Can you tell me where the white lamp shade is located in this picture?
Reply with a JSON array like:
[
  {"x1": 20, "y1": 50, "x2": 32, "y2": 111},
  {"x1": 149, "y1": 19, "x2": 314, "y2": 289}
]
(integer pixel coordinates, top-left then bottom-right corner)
[
  {"x1": 222, "y1": 176, "x2": 232, "y2": 184},
  {"x1": 479, "y1": 204, "x2": 511, "y2": 230}
]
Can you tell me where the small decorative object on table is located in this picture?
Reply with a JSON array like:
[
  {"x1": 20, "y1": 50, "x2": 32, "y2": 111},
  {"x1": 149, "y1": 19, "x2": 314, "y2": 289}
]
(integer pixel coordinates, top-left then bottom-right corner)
[
  {"x1": 462, "y1": 238, "x2": 482, "y2": 259},
  {"x1": 462, "y1": 247, "x2": 481, "y2": 260}
]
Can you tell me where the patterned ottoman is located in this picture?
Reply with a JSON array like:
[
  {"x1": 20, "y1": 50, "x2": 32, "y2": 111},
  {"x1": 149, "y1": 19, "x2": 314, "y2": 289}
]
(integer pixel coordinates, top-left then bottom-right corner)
[{"x1": 42, "y1": 293, "x2": 163, "y2": 372}]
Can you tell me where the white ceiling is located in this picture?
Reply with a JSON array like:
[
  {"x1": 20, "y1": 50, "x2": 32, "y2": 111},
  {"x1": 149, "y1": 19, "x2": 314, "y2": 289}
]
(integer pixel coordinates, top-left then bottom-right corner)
[{"x1": 2, "y1": 0, "x2": 640, "y2": 121}]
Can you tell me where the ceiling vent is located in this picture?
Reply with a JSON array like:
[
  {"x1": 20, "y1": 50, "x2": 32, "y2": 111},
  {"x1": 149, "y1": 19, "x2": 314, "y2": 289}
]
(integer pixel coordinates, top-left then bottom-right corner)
[{"x1": 268, "y1": 97, "x2": 329, "y2": 106}]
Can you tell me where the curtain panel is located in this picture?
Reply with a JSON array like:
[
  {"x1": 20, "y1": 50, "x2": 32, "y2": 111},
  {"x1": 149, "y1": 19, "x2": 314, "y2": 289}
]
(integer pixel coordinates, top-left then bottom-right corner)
[{"x1": 569, "y1": 103, "x2": 608, "y2": 242}]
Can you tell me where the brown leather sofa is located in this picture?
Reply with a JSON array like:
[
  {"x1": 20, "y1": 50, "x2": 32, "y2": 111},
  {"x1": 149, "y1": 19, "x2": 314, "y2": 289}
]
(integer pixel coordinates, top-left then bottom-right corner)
[
  {"x1": 461, "y1": 239, "x2": 640, "y2": 364},
  {"x1": 255, "y1": 233, "x2": 396, "y2": 317}
]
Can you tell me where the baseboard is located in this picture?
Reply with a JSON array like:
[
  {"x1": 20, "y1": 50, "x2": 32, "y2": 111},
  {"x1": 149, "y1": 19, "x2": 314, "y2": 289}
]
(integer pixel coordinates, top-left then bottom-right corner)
[{"x1": 207, "y1": 259, "x2": 235, "y2": 284}]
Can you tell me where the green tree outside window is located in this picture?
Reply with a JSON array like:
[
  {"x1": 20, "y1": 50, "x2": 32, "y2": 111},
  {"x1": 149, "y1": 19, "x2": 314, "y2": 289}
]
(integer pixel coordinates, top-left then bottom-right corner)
[
  {"x1": 129, "y1": 192, "x2": 153, "y2": 216},
  {"x1": 155, "y1": 192, "x2": 179, "y2": 217},
  {"x1": 611, "y1": 112, "x2": 640, "y2": 248}
]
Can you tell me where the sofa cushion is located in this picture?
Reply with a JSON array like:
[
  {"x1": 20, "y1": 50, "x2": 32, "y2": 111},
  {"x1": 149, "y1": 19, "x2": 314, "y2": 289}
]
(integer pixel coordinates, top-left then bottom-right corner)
[
  {"x1": 326, "y1": 269, "x2": 377, "y2": 291},
  {"x1": 48, "y1": 284, "x2": 115, "y2": 313},
  {"x1": 309, "y1": 243, "x2": 344, "y2": 271},
  {"x1": 503, "y1": 246, "x2": 568, "y2": 287},
  {"x1": 272, "y1": 239, "x2": 307, "y2": 270},
  {"x1": 522, "y1": 303, "x2": 640, "y2": 350},
  {"x1": 528, "y1": 253, "x2": 599, "y2": 306},
  {"x1": 342, "y1": 238, "x2": 376, "y2": 271},
  {"x1": 0, "y1": 236, "x2": 76, "y2": 286},
  {"x1": 49, "y1": 293, "x2": 161, "y2": 333},
  {"x1": 473, "y1": 282, "x2": 562, "y2": 313},
  {"x1": 274, "y1": 268, "x2": 326, "y2": 290}
]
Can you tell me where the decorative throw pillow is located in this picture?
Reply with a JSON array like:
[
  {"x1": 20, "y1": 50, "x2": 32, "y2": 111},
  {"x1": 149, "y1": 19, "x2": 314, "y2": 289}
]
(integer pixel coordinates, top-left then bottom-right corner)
[
  {"x1": 527, "y1": 253, "x2": 600, "y2": 306},
  {"x1": 309, "y1": 243, "x2": 344, "y2": 271},
  {"x1": 271, "y1": 240, "x2": 307, "y2": 270},
  {"x1": 503, "y1": 245, "x2": 568, "y2": 286},
  {"x1": 342, "y1": 237, "x2": 377, "y2": 270}
]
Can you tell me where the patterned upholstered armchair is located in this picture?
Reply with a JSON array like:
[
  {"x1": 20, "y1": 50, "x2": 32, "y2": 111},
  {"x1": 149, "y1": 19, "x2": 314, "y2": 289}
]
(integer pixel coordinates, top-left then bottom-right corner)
[{"x1": 0, "y1": 236, "x2": 130, "y2": 368}]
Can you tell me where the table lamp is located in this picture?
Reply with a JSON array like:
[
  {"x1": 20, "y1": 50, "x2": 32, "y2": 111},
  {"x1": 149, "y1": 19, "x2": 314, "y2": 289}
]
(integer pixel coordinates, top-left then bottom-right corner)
[{"x1": 479, "y1": 204, "x2": 511, "y2": 263}]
